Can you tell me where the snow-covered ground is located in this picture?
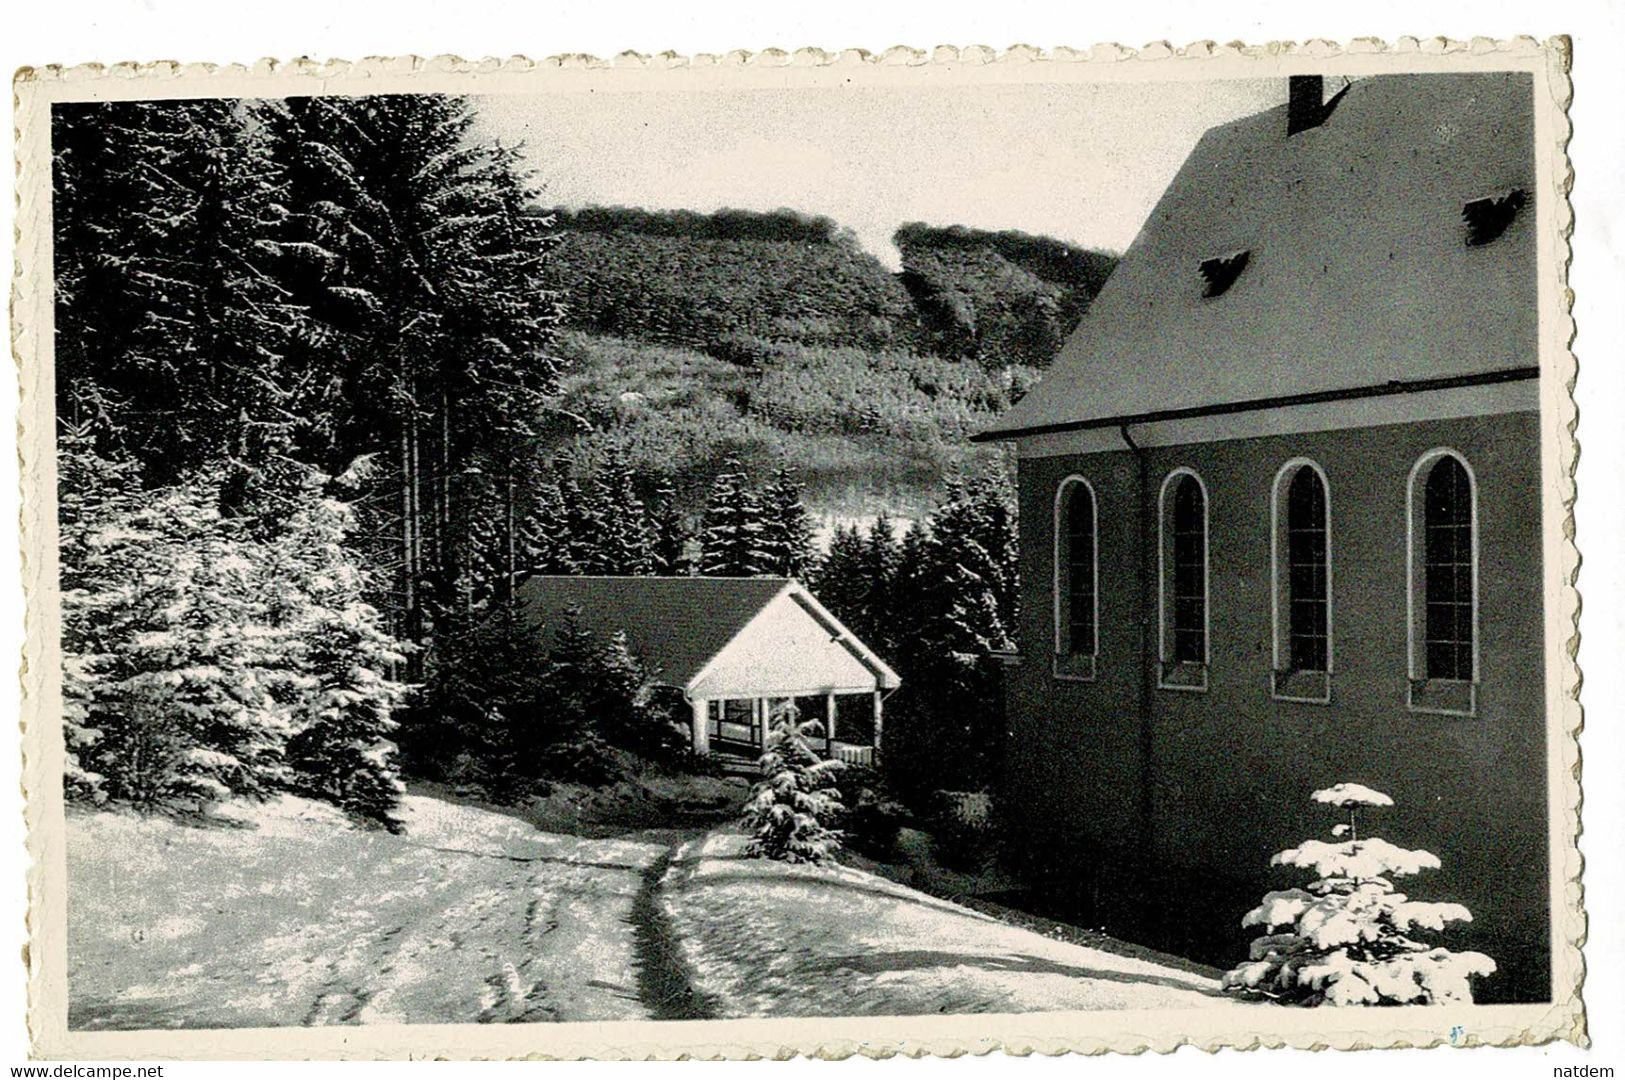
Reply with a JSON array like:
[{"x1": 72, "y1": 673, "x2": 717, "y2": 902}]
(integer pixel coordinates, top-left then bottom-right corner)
[
  {"x1": 68, "y1": 797, "x2": 1253, "y2": 1030},
  {"x1": 660, "y1": 831, "x2": 1252, "y2": 1018},
  {"x1": 66, "y1": 795, "x2": 667, "y2": 1029}
]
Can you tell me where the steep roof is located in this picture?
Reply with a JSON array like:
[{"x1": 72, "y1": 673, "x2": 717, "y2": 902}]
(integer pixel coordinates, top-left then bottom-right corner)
[
  {"x1": 977, "y1": 72, "x2": 1536, "y2": 441},
  {"x1": 513, "y1": 576, "x2": 900, "y2": 691},
  {"x1": 516, "y1": 575, "x2": 791, "y2": 687}
]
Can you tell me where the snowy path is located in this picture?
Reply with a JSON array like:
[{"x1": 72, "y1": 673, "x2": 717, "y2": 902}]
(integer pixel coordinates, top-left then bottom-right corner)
[
  {"x1": 660, "y1": 830, "x2": 1255, "y2": 1018},
  {"x1": 67, "y1": 796, "x2": 668, "y2": 1029},
  {"x1": 67, "y1": 798, "x2": 1255, "y2": 1030}
]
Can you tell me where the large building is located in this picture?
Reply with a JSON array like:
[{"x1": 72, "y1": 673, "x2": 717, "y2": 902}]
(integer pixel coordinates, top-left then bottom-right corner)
[{"x1": 974, "y1": 73, "x2": 1548, "y2": 1003}]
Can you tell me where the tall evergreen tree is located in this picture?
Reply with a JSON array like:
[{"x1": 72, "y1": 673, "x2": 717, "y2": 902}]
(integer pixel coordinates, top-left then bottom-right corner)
[
  {"x1": 593, "y1": 450, "x2": 657, "y2": 575},
  {"x1": 698, "y1": 457, "x2": 768, "y2": 577},
  {"x1": 56, "y1": 416, "x2": 145, "y2": 804},
  {"x1": 261, "y1": 93, "x2": 564, "y2": 658},
  {"x1": 519, "y1": 477, "x2": 579, "y2": 576},
  {"x1": 812, "y1": 523, "x2": 870, "y2": 635},
  {"x1": 648, "y1": 475, "x2": 692, "y2": 576},
  {"x1": 274, "y1": 480, "x2": 410, "y2": 829},
  {"x1": 52, "y1": 100, "x2": 313, "y2": 503},
  {"x1": 759, "y1": 465, "x2": 817, "y2": 580}
]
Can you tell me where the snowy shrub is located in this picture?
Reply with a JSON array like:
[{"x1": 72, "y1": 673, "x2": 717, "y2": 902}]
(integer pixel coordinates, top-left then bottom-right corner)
[
  {"x1": 741, "y1": 702, "x2": 847, "y2": 864},
  {"x1": 1223, "y1": 783, "x2": 1496, "y2": 1006}
]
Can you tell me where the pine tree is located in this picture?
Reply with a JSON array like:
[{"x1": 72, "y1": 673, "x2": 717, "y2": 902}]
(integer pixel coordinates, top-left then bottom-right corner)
[
  {"x1": 56, "y1": 415, "x2": 145, "y2": 804},
  {"x1": 869, "y1": 471, "x2": 1019, "y2": 807},
  {"x1": 858, "y1": 512, "x2": 901, "y2": 654},
  {"x1": 741, "y1": 702, "x2": 847, "y2": 864},
  {"x1": 52, "y1": 99, "x2": 314, "y2": 503},
  {"x1": 759, "y1": 465, "x2": 816, "y2": 579},
  {"x1": 588, "y1": 632, "x2": 686, "y2": 759},
  {"x1": 593, "y1": 450, "x2": 657, "y2": 575},
  {"x1": 648, "y1": 475, "x2": 692, "y2": 576},
  {"x1": 274, "y1": 480, "x2": 410, "y2": 829},
  {"x1": 699, "y1": 458, "x2": 768, "y2": 577},
  {"x1": 557, "y1": 471, "x2": 608, "y2": 574},
  {"x1": 519, "y1": 477, "x2": 578, "y2": 576},
  {"x1": 1224, "y1": 784, "x2": 1496, "y2": 1005},
  {"x1": 811, "y1": 523, "x2": 869, "y2": 633},
  {"x1": 262, "y1": 93, "x2": 564, "y2": 662},
  {"x1": 538, "y1": 611, "x2": 617, "y2": 782},
  {"x1": 71, "y1": 483, "x2": 293, "y2": 808}
]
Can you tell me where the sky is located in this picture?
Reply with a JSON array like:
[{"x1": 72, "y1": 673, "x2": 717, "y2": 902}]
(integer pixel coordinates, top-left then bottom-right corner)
[{"x1": 476, "y1": 78, "x2": 1282, "y2": 267}]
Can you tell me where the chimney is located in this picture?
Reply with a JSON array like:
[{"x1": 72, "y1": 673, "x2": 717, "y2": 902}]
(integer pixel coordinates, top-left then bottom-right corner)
[{"x1": 1287, "y1": 75, "x2": 1325, "y2": 136}]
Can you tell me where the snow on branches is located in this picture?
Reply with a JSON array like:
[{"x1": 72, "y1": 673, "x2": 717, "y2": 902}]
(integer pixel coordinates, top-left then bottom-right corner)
[
  {"x1": 741, "y1": 702, "x2": 847, "y2": 864},
  {"x1": 1222, "y1": 783, "x2": 1495, "y2": 1006}
]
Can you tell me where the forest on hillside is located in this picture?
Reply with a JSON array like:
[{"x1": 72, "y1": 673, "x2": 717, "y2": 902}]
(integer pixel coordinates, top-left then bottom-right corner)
[
  {"x1": 541, "y1": 206, "x2": 1116, "y2": 518},
  {"x1": 544, "y1": 205, "x2": 1118, "y2": 368},
  {"x1": 51, "y1": 94, "x2": 1048, "y2": 832}
]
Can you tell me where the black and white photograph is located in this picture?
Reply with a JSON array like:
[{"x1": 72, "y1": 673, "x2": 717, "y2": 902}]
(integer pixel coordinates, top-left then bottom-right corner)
[{"x1": 13, "y1": 38, "x2": 1582, "y2": 1059}]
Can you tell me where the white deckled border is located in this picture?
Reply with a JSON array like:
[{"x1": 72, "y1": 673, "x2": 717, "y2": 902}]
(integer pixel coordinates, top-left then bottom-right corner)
[{"x1": 12, "y1": 35, "x2": 1582, "y2": 1060}]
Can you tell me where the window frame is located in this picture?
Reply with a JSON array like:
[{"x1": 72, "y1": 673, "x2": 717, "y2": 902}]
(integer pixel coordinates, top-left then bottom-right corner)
[
  {"x1": 1157, "y1": 467, "x2": 1210, "y2": 692},
  {"x1": 1270, "y1": 458, "x2": 1334, "y2": 704},
  {"x1": 1406, "y1": 447, "x2": 1480, "y2": 717},
  {"x1": 1052, "y1": 475, "x2": 1100, "y2": 681}
]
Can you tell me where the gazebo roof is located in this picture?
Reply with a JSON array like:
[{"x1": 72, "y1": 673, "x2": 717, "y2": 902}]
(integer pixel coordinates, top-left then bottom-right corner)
[{"x1": 514, "y1": 575, "x2": 900, "y2": 691}]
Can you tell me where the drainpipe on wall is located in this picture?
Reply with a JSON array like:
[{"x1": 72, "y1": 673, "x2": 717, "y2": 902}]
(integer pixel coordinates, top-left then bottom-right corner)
[{"x1": 1119, "y1": 423, "x2": 1156, "y2": 870}]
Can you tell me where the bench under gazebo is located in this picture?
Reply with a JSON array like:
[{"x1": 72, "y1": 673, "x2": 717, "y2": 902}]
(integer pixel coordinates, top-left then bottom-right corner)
[{"x1": 515, "y1": 575, "x2": 901, "y2": 766}]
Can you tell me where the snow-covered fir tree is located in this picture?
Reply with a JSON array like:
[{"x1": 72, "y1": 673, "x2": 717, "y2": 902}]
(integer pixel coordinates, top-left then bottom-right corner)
[
  {"x1": 52, "y1": 100, "x2": 312, "y2": 494},
  {"x1": 648, "y1": 475, "x2": 692, "y2": 576},
  {"x1": 557, "y1": 471, "x2": 608, "y2": 574},
  {"x1": 55, "y1": 413, "x2": 144, "y2": 804},
  {"x1": 69, "y1": 482, "x2": 294, "y2": 808},
  {"x1": 759, "y1": 465, "x2": 817, "y2": 579},
  {"x1": 1223, "y1": 783, "x2": 1496, "y2": 1006},
  {"x1": 698, "y1": 457, "x2": 768, "y2": 577},
  {"x1": 741, "y1": 702, "x2": 847, "y2": 864},
  {"x1": 274, "y1": 477, "x2": 410, "y2": 830},
  {"x1": 592, "y1": 450, "x2": 658, "y2": 575},
  {"x1": 519, "y1": 478, "x2": 579, "y2": 576},
  {"x1": 812, "y1": 523, "x2": 870, "y2": 637}
]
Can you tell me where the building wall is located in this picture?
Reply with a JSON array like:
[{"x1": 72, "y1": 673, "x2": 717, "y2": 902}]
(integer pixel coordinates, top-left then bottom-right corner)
[{"x1": 1000, "y1": 409, "x2": 1549, "y2": 1003}]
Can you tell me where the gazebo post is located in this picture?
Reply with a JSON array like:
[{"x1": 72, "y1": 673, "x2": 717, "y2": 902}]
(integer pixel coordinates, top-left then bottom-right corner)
[
  {"x1": 689, "y1": 697, "x2": 708, "y2": 755},
  {"x1": 824, "y1": 691, "x2": 837, "y2": 758},
  {"x1": 872, "y1": 690, "x2": 884, "y2": 751}
]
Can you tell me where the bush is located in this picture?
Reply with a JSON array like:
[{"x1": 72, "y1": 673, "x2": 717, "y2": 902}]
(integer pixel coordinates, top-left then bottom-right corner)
[
  {"x1": 929, "y1": 789, "x2": 999, "y2": 872},
  {"x1": 1222, "y1": 783, "x2": 1496, "y2": 1006},
  {"x1": 840, "y1": 768, "x2": 909, "y2": 860}
]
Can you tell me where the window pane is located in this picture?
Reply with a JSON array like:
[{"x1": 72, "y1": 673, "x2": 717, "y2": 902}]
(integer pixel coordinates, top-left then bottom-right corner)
[
  {"x1": 1059, "y1": 481, "x2": 1097, "y2": 658},
  {"x1": 1283, "y1": 466, "x2": 1329, "y2": 673},
  {"x1": 1166, "y1": 474, "x2": 1206, "y2": 664},
  {"x1": 1422, "y1": 456, "x2": 1473, "y2": 681}
]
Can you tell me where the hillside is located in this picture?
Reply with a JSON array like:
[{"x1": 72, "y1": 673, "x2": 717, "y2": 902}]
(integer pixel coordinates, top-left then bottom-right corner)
[
  {"x1": 544, "y1": 207, "x2": 918, "y2": 353},
  {"x1": 542, "y1": 207, "x2": 1118, "y2": 368},
  {"x1": 895, "y1": 223, "x2": 1120, "y2": 368},
  {"x1": 552, "y1": 331, "x2": 1035, "y2": 521},
  {"x1": 538, "y1": 208, "x2": 1115, "y2": 519}
]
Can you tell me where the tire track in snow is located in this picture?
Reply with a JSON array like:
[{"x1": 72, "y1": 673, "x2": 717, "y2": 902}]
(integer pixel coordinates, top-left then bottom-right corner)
[{"x1": 629, "y1": 840, "x2": 719, "y2": 1021}]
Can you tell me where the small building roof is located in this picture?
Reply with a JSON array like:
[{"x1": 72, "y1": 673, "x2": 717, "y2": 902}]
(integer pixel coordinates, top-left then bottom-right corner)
[
  {"x1": 976, "y1": 72, "x2": 1536, "y2": 442},
  {"x1": 514, "y1": 575, "x2": 900, "y2": 692}
]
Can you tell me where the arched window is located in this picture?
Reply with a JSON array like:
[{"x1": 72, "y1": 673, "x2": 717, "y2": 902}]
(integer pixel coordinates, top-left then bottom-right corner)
[
  {"x1": 1053, "y1": 477, "x2": 1098, "y2": 680},
  {"x1": 1158, "y1": 469, "x2": 1208, "y2": 690},
  {"x1": 1271, "y1": 459, "x2": 1332, "y2": 703},
  {"x1": 1408, "y1": 449, "x2": 1478, "y2": 715}
]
